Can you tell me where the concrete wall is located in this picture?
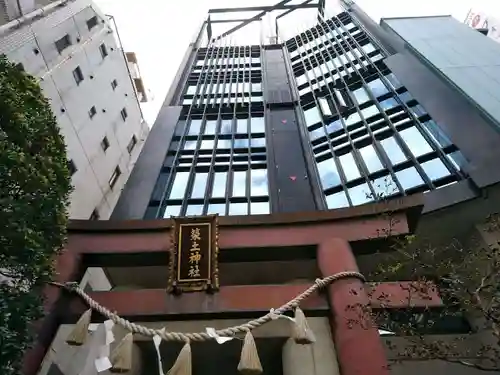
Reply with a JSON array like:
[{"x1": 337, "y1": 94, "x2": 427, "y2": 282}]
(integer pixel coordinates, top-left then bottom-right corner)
[
  {"x1": 0, "y1": 0, "x2": 149, "y2": 219},
  {"x1": 382, "y1": 16, "x2": 500, "y2": 131}
]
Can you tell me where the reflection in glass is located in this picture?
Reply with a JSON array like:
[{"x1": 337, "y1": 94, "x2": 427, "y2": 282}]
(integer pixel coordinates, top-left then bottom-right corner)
[
  {"x1": 304, "y1": 106, "x2": 321, "y2": 126},
  {"x1": 183, "y1": 98, "x2": 193, "y2": 106},
  {"x1": 371, "y1": 175, "x2": 398, "y2": 199},
  {"x1": 421, "y1": 159, "x2": 450, "y2": 181},
  {"x1": 447, "y1": 151, "x2": 467, "y2": 172},
  {"x1": 359, "y1": 144, "x2": 383, "y2": 173},
  {"x1": 345, "y1": 112, "x2": 361, "y2": 127},
  {"x1": 169, "y1": 172, "x2": 189, "y2": 199},
  {"x1": 229, "y1": 202, "x2": 248, "y2": 215},
  {"x1": 220, "y1": 119, "x2": 233, "y2": 134},
  {"x1": 296, "y1": 75, "x2": 307, "y2": 86},
  {"x1": 348, "y1": 183, "x2": 373, "y2": 205},
  {"x1": 318, "y1": 97, "x2": 333, "y2": 116},
  {"x1": 212, "y1": 172, "x2": 227, "y2": 198},
  {"x1": 397, "y1": 91, "x2": 413, "y2": 102},
  {"x1": 237, "y1": 118, "x2": 248, "y2": 134},
  {"x1": 396, "y1": 167, "x2": 424, "y2": 190},
  {"x1": 421, "y1": 120, "x2": 452, "y2": 148},
  {"x1": 380, "y1": 98, "x2": 398, "y2": 110},
  {"x1": 163, "y1": 205, "x2": 181, "y2": 218},
  {"x1": 186, "y1": 204, "x2": 204, "y2": 216},
  {"x1": 200, "y1": 140, "x2": 215, "y2": 149},
  {"x1": 367, "y1": 78, "x2": 389, "y2": 97},
  {"x1": 250, "y1": 202, "x2": 269, "y2": 215},
  {"x1": 310, "y1": 126, "x2": 325, "y2": 140},
  {"x1": 380, "y1": 137, "x2": 407, "y2": 165},
  {"x1": 361, "y1": 105, "x2": 379, "y2": 120},
  {"x1": 204, "y1": 120, "x2": 217, "y2": 135},
  {"x1": 188, "y1": 119, "x2": 202, "y2": 135},
  {"x1": 250, "y1": 169, "x2": 268, "y2": 196},
  {"x1": 362, "y1": 43, "x2": 376, "y2": 54},
  {"x1": 251, "y1": 137, "x2": 266, "y2": 148},
  {"x1": 183, "y1": 140, "x2": 197, "y2": 150},
  {"x1": 326, "y1": 191, "x2": 349, "y2": 209},
  {"x1": 251, "y1": 82, "x2": 262, "y2": 92},
  {"x1": 232, "y1": 171, "x2": 247, "y2": 197},
  {"x1": 339, "y1": 153, "x2": 361, "y2": 181},
  {"x1": 385, "y1": 73, "x2": 402, "y2": 89},
  {"x1": 186, "y1": 86, "x2": 196, "y2": 95},
  {"x1": 399, "y1": 127, "x2": 432, "y2": 157},
  {"x1": 251, "y1": 117, "x2": 265, "y2": 133},
  {"x1": 217, "y1": 138, "x2": 232, "y2": 149},
  {"x1": 352, "y1": 87, "x2": 370, "y2": 104},
  {"x1": 234, "y1": 138, "x2": 250, "y2": 148},
  {"x1": 191, "y1": 173, "x2": 208, "y2": 198},
  {"x1": 207, "y1": 204, "x2": 226, "y2": 216},
  {"x1": 317, "y1": 158, "x2": 341, "y2": 189}
]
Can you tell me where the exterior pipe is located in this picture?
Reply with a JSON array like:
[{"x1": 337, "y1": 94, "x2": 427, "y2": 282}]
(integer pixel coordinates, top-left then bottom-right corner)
[{"x1": 0, "y1": 0, "x2": 73, "y2": 36}]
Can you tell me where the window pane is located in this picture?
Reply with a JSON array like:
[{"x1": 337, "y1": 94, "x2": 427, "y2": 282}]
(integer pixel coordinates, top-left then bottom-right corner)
[
  {"x1": 317, "y1": 158, "x2": 341, "y2": 189},
  {"x1": 380, "y1": 98, "x2": 398, "y2": 110},
  {"x1": 163, "y1": 205, "x2": 181, "y2": 218},
  {"x1": 345, "y1": 111, "x2": 361, "y2": 127},
  {"x1": 421, "y1": 120, "x2": 452, "y2": 148},
  {"x1": 229, "y1": 202, "x2": 248, "y2": 215},
  {"x1": 359, "y1": 144, "x2": 383, "y2": 173},
  {"x1": 169, "y1": 172, "x2": 190, "y2": 199},
  {"x1": 296, "y1": 75, "x2": 307, "y2": 86},
  {"x1": 234, "y1": 138, "x2": 249, "y2": 148},
  {"x1": 237, "y1": 118, "x2": 248, "y2": 134},
  {"x1": 232, "y1": 171, "x2": 247, "y2": 197},
  {"x1": 251, "y1": 137, "x2": 266, "y2": 148},
  {"x1": 220, "y1": 119, "x2": 233, "y2": 134},
  {"x1": 421, "y1": 159, "x2": 450, "y2": 181},
  {"x1": 191, "y1": 172, "x2": 208, "y2": 198},
  {"x1": 380, "y1": 137, "x2": 407, "y2": 165},
  {"x1": 367, "y1": 78, "x2": 389, "y2": 97},
  {"x1": 399, "y1": 127, "x2": 433, "y2": 157},
  {"x1": 352, "y1": 87, "x2": 370, "y2": 104},
  {"x1": 361, "y1": 105, "x2": 379, "y2": 119},
  {"x1": 304, "y1": 106, "x2": 321, "y2": 126},
  {"x1": 186, "y1": 204, "x2": 204, "y2": 216},
  {"x1": 251, "y1": 82, "x2": 262, "y2": 92},
  {"x1": 326, "y1": 191, "x2": 349, "y2": 209},
  {"x1": 371, "y1": 175, "x2": 398, "y2": 199},
  {"x1": 212, "y1": 172, "x2": 227, "y2": 197},
  {"x1": 186, "y1": 86, "x2": 196, "y2": 95},
  {"x1": 447, "y1": 151, "x2": 467, "y2": 171},
  {"x1": 348, "y1": 183, "x2": 373, "y2": 205},
  {"x1": 362, "y1": 43, "x2": 376, "y2": 54},
  {"x1": 207, "y1": 204, "x2": 226, "y2": 215},
  {"x1": 339, "y1": 152, "x2": 361, "y2": 181},
  {"x1": 188, "y1": 119, "x2": 202, "y2": 135},
  {"x1": 325, "y1": 119, "x2": 342, "y2": 134},
  {"x1": 217, "y1": 138, "x2": 232, "y2": 149},
  {"x1": 251, "y1": 202, "x2": 269, "y2": 215},
  {"x1": 204, "y1": 120, "x2": 217, "y2": 135},
  {"x1": 183, "y1": 140, "x2": 197, "y2": 150},
  {"x1": 251, "y1": 117, "x2": 265, "y2": 133},
  {"x1": 310, "y1": 126, "x2": 325, "y2": 140},
  {"x1": 396, "y1": 167, "x2": 424, "y2": 190},
  {"x1": 318, "y1": 97, "x2": 333, "y2": 116},
  {"x1": 200, "y1": 140, "x2": 215, "y2": 149},
  {"x1": 250, "y1": 169, "x2": 268, "y2": 196}
]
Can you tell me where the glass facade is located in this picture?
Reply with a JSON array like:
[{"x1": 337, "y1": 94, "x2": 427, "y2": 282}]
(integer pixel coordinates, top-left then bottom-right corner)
[
  {"x1": 285, "y1": 13, "x2": 467, "y2": 209},
  {"x1": 144, "y1": 11, "x2": 470, "y2": 219},
  {"x1": 147, "y1": 46, "x2": 270, "y2": 218}
]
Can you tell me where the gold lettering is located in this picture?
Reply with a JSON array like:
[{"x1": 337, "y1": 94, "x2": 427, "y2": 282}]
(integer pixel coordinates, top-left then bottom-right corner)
[
  {"x1": 189, "y1": 252, "x2": 201, "y2": 264},
  {"x1": 188, "y1": 264, "x2": 201, "y2": 278},
  {"x1": 191, "y1": 228, "x2": 201, "y2": 241}
]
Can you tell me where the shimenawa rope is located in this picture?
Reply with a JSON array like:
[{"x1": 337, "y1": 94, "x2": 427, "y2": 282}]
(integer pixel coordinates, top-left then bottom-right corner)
[{"x1": 51, "y1": 271, "x2": 365, "y2": 343}]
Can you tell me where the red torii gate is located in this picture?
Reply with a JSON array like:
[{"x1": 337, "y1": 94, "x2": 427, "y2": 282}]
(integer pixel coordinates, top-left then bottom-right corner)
[{"x1": 24, "y1": 194, "x2": 442, "y2": 375}]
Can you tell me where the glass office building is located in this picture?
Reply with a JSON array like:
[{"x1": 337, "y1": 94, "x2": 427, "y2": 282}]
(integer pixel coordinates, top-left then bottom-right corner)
[{"x1": 113, "y1": 1, "x2": 500, "y2": 221}]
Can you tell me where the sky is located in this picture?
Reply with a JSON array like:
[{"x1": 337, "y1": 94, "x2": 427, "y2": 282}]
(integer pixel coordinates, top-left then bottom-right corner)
[{"x1": 93, "y1": 0, "x2": 500, "y2": 126}]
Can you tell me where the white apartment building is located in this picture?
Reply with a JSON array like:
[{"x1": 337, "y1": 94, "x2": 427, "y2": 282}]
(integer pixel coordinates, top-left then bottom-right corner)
[{"x1": 0, "y1": 0, "x2": 149, "y2": 220}]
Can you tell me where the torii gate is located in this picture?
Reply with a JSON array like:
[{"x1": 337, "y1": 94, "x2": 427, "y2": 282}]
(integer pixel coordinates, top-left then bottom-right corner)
[{"x1": 23, "y1": 194, "x2": 442, "y2": 375}]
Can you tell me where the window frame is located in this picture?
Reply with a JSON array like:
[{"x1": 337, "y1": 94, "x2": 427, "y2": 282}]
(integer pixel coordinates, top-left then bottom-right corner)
[
  {"x1": 72, "y1": 66, "x2": 84, "y2": 85},
  {"x1": 55, "y1": 34, "x2": 72, "y2": 54},
  {"x1": 109, "y1": 166, "x2": 121, "y2": 188}
]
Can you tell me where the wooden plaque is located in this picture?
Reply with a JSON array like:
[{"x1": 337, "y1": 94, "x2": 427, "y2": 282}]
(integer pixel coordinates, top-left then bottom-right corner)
[{"x1": 167, "y1": 215, "x2": 219, "y2": 293}]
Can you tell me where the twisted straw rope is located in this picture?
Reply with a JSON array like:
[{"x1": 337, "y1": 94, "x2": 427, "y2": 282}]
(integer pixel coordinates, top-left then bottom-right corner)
[{"x1": 53, "y1": 271, "x2": 365, "y2": 343}]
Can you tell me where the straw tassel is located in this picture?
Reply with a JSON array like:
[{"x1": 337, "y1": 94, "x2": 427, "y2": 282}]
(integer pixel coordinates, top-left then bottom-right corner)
[
  {"x1": 110, "y1": 332, "x2": 134, "y2": 373},
  {"x1": 237, "y1": 331, "x2": 263, "y2": 375},
  {"x1": 292, "y1": 307, "x2": 316, "y2": 344},
  {"x1": 66, "y1": 308, "x2": 92, "y2": 345},
  {"x1": 167, "y1": 342, "x2": 192, "y2": 375}
]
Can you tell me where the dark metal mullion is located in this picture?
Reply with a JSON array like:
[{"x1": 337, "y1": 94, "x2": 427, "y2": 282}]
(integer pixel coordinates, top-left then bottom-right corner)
[
  {"x1": 334, "y1": 19, "x2": 436, "y2": 190},
  {"x1": 183, "y1": 42, "x2": 220, "y2": 216},
  {"x1": 303, "y1": 22, "x2": 364, "y2": 203},
  {"x1": 293, "y1": 28, "x2": 352, "y2": 206},
  {"x1": 200, "y1": 40, "x2": 226, "y2": 214},
  {"x1": 325, "y1": 17, "x2": 404, "y2": 196},
  {"x1": 244, "y1": 45, "x2": 253, "y2": 215},
  {"x1": 155, "y1": 42, "x2": 215, "y2": 218}
]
